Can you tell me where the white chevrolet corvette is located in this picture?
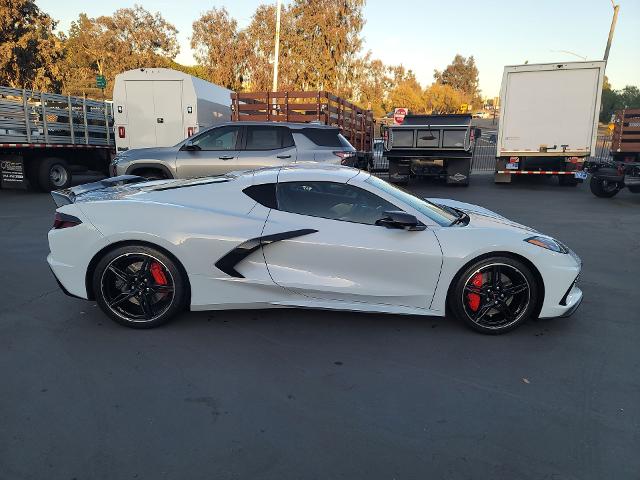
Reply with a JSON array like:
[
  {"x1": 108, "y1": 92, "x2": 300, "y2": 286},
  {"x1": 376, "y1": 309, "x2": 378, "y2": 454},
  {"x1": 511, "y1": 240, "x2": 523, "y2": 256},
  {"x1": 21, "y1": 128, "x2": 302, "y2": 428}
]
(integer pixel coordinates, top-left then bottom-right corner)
[{"x1": 48, "y1": 166, "x2": 582, "y2": 334}]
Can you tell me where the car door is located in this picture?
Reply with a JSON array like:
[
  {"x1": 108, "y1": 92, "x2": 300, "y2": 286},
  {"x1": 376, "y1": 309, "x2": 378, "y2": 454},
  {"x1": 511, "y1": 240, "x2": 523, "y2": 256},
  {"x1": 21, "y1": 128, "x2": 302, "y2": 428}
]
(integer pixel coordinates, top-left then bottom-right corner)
[
  {"x1": 234, "y1": 125, "x2": 297, "y2": 171},
  {"x1": 175, "y1": 125, "x2": 241, "y2": 178},
  {"x1": 261, "y1": 181, "x2": 443, "y2": 309}
]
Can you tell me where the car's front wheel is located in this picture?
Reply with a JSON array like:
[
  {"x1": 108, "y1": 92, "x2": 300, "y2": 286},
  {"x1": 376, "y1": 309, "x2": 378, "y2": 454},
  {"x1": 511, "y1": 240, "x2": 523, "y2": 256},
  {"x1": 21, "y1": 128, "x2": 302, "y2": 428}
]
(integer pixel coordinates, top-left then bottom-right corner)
[
  {"x1": 449, "y1": 256, "x2": 539, "y2": 334},
  {"x1": 92, "y1": 245, "x2": 187, "y2": 328}
]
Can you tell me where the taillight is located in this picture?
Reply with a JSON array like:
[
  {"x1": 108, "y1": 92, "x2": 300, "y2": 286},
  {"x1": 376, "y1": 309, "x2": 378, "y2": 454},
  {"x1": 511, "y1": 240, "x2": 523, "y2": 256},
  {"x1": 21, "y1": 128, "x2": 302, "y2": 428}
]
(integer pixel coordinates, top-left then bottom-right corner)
[
  {"x1": 187, "y1": 127, "x2": 194, "y2": 137},
  {"x1": 334, "y1": 151, "x2": 356, "y2": 165},
  {"x1": 118, "y1": 126, "x2": 126, "y2": 138},
  {"x1": 53, "y1": 212, "x2": 82, "y2": 229}
]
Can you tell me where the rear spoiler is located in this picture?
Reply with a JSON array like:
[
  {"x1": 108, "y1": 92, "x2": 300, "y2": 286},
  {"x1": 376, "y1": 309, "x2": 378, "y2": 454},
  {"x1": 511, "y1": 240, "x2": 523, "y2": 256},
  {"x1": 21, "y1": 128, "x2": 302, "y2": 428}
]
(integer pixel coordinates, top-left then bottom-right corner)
[{"x1": 51, "y1": 175, "x2": 146, "y2": 207}]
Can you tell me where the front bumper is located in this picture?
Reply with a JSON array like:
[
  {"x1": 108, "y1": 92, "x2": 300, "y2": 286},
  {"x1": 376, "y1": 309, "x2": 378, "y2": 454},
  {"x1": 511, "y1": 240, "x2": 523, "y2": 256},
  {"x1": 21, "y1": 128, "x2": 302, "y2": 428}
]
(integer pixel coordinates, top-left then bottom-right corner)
[{"x1": 559, "y1": 286, "x2": 583, "y2": 317}]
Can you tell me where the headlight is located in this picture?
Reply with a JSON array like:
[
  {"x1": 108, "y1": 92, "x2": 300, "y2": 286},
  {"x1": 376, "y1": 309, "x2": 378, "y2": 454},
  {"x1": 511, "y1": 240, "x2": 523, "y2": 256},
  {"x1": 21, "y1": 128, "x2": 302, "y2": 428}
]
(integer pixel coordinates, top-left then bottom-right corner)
[{"x1": 524, "y1": 236, "x2": 568, "y2": 254}]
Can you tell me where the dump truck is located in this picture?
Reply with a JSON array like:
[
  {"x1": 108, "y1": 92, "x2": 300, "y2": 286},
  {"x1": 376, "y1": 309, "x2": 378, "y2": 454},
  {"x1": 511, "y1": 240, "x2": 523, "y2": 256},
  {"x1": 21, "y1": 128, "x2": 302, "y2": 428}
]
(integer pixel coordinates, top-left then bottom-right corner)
[
  {"x1": 382, "y1": 114, "x2": 480, "y2": 185},
  {"x1": 586, "y1": 108, "x2": 640, "y2": 197},
  {"x1": 495, "y1": 61, "x2": 606, "y2": 185},
  {"x1": 231, "y1": 90, "x2": 375, "y2": 169},
  {"x1": 0, "y1": 85, "x2": 113, "y2": 191}
]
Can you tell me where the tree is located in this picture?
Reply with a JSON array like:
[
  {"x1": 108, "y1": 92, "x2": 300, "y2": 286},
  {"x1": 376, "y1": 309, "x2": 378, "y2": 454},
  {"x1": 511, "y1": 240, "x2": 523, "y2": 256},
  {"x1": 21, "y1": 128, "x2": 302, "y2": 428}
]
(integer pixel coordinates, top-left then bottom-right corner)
[
  {"x1": 288, "y1": 0, "x2": 365, "y2": 94},
  {"x1": 0, "y1": 0, "x2": 64, "y2": 90},
  {"x1": 191, "y1": 7, "x2": 248, "y2": 90},
  {"x1": 387, "y1": 69, "x2": 426, "y2": 114},
  {"x1": 62, "y1": 5, "x2": 179, "y2": 96},
  {"x1": 600, "y1": 84, "x2": 640, "y2": 122},
  {"x1": 351, "y1": 55, "x2": 391, "y2": 117},
  {"x1": 424, "y1": 83, "x2": 469, "y2": 114},
  {"x1": 434, "y1": 54, "x2": 481, "y2": 104}
]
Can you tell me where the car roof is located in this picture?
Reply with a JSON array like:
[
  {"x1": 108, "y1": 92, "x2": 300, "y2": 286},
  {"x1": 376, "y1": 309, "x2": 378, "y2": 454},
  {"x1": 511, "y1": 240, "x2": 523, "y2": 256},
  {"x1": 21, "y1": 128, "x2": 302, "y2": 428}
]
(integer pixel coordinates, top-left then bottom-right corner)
[
  {"x1": 212, "y1": 121, "x2": 340, "y2": 131},
  {"x1": 246, "y1": 164, "x2": 365, "y2": 185}
]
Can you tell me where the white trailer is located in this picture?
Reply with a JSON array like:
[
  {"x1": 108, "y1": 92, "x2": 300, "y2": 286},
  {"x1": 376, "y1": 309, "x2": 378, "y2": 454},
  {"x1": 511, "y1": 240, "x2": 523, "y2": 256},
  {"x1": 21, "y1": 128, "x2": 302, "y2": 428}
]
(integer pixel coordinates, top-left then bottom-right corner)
[
  {"x1": 112, "y1": 68, "x2": 232, "y2": 151},
  {"x1": 495, "y1": 61, "x2": 606, "y2": 185}
]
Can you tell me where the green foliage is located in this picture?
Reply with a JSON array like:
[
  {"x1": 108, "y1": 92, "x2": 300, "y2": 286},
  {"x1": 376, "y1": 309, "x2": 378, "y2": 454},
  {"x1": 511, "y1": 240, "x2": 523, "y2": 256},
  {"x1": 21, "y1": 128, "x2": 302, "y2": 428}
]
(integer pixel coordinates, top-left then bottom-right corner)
[
  {"x1": 600, "y1": 85, "x2": 640, "y2": 122},
  {"x1": 1, "y1": 0, "x2": 492, "y2": 118},
  {"x1": 434, "y1": 54, "x2": 481, "y2": 104},
  {"x1": 0, "y1": 0, "x2": 64, "y2": 90},
  {"x1": 61, "y1": 6, "x2": 179, "y2": 96}
]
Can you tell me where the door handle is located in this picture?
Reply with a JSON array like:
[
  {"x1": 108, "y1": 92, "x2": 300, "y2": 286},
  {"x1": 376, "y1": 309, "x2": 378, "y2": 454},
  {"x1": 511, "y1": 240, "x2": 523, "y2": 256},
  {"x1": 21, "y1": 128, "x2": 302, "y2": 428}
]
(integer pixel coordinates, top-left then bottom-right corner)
[
  {"x1": 219, "y1": 156, "x2": 234, "y2": 160},
  {"x1": 277, "y1": 154, "x2": 292, "y2": 159}
]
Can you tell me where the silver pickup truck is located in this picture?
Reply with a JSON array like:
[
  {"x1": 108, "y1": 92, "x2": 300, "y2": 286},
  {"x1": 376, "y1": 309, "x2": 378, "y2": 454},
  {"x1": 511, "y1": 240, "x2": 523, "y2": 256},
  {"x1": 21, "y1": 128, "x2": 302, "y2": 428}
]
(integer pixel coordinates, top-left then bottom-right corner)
[{"x1": 383, "y1": 114, "x2": 480, "y2": 186}]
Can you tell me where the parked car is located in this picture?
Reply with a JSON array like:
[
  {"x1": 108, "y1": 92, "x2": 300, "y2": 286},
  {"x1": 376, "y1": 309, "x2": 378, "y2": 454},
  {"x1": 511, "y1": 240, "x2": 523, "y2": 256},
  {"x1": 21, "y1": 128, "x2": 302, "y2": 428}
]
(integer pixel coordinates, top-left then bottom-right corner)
[
  {"x1": 110, "y1": 122, "x2": 357, "y2": 179},
  {"x1": 48, "y1": 165, "x2": 583, "y2": 335},
  {"x1": 472, "y1": 112, "x2": 487, "y2": 119}
]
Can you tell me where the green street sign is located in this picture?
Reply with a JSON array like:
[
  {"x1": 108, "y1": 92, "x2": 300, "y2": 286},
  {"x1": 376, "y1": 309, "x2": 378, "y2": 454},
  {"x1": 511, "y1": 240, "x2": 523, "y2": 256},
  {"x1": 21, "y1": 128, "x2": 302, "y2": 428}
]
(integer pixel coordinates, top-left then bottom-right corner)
[{"x1": 96, "y1": 75, "x2": 107, "y2": 89}]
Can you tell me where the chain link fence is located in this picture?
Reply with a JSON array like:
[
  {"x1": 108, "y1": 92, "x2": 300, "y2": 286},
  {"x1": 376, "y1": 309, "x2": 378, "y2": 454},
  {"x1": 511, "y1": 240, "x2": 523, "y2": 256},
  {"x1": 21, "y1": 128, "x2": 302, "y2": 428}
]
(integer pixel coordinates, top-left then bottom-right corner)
[{"x1": 371, "y1": 134, "x2": 613, "y2": 174}]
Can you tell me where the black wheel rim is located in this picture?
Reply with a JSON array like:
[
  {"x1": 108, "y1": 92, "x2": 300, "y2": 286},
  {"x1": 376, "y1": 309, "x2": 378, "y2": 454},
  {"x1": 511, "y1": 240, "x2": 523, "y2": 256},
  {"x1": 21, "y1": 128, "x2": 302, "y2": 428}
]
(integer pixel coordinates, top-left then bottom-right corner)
[
  {"x1": 100, "y1": 253, "x2": 175, "y2": 323},
  {"x1": 461, "y1": 263, "x2": 530, "y2": 330}
]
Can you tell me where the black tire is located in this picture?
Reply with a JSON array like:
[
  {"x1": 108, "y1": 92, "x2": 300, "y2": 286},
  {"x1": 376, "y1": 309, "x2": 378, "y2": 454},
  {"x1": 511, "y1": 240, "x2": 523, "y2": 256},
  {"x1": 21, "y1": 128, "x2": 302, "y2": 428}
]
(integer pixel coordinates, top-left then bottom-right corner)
[
  {"x1": 132, "y1": 169, "x2": 167, "y2": 181},
  {"x1": 590, "y1": 176, "x2": 621, "y2": 198},
  {"x1": 558, "y1": 175, "x2": 579, "y2": 186},
  {"x1": 628, "y1": 186, "x2": 640, "y2": 194},
  {"x1": 38, "y1": 157, "x2": 72, "y2": 191},
  {"x1": 449, "y1": 256, "x2": 539, "y2": 335},
  {"x1": 92, "y1": 245, "x2": 187, "y2": 329}
]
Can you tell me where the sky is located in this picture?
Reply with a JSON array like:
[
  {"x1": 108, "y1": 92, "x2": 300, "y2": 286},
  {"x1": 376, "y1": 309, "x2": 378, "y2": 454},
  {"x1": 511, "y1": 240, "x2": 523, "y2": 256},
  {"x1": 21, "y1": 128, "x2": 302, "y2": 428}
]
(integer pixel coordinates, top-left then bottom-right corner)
[{"x1": 37, "y1": 0, "x2": 640, "y2": 98}]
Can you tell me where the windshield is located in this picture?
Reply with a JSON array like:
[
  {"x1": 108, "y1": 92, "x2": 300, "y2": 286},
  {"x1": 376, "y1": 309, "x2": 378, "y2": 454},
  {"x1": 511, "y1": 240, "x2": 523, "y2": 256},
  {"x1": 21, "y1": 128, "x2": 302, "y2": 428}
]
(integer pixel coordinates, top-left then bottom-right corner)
[{"x1": 365, "y1": 175, "x2": 458, "y2": 226}]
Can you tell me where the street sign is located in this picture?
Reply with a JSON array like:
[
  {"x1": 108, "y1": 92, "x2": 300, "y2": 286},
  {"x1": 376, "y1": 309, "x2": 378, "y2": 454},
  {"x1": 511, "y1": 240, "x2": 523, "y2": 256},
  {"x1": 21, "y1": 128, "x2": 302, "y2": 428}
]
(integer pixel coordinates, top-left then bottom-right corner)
[
  {"x1": 393, "y1": 107, "x2": 408, "y2": 125},
  {"x1": 96, "y1": 75, "x2": 107, "y2": 89}
]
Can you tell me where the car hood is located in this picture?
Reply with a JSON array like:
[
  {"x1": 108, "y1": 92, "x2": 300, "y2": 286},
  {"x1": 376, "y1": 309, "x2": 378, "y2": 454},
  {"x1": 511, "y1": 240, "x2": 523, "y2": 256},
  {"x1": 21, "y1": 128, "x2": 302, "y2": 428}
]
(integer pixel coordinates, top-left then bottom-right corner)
[
  {"x1": 427, "y1": 198, "x2": 539, "y2": 234},
  {"x1": 118, "y1": 146, "x2": 177, "y2": 160}
]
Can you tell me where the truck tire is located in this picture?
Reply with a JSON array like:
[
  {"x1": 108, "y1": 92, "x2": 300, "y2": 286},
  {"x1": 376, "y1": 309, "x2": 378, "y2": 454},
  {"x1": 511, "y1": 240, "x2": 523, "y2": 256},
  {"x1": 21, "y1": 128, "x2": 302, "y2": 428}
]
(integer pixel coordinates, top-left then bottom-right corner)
[
  {"x1": 590, "y1": 176, "x2": 621, "y2": 198},
  {"x1": 628, "y1": 186, "x2": 640, "y2": 194},
  {"x1": 38, "y1": 157, "x2": 72, "y2": 191}
]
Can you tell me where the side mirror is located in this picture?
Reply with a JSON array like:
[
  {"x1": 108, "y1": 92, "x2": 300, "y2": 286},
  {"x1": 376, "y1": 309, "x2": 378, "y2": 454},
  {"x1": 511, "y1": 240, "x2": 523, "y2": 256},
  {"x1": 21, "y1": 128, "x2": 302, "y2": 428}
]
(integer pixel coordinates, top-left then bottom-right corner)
[
  {"x1": 474, "y1": 128, "x2": 482, "y2": 140},
  {"x1": 376, "y1": 210, "x2": 426, "y2": 231},
  {"x1": 182, "y1": 139, "x2": 200, "y2": 151}
]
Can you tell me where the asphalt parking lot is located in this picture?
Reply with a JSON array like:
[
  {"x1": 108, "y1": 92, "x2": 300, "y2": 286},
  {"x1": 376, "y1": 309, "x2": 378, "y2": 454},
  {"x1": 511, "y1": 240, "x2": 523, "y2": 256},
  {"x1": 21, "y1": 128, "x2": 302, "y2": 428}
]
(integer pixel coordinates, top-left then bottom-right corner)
[{"x1": 1, "y1": 175, "x2": 639, "y2": 480}]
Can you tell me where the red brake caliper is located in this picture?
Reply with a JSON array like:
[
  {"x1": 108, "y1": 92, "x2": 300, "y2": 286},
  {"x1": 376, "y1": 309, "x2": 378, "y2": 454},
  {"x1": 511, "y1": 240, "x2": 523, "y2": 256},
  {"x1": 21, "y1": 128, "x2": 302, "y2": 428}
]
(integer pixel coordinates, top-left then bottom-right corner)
[
  {"x1": 467, "y1": 272, "x2": 483, "y2": 312},
  {"x1": 150, "y1": 262, "x2": 168, "y2": 285}
]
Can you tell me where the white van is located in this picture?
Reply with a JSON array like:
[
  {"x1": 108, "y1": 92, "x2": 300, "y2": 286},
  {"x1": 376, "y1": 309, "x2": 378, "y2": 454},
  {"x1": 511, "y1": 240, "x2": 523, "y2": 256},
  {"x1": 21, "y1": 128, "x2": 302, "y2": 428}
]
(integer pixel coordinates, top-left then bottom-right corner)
[{"x1": 113, "y1": 68, "x2": 232, "y2": 151}]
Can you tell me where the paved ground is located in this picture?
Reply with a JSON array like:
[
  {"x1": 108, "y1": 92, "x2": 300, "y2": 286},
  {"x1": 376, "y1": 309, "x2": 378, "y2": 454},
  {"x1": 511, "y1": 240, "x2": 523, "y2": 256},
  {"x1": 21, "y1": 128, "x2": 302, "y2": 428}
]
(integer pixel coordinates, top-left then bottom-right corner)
[{"x1": 1, "y1": 175, "x2": 639, "y2": 480}]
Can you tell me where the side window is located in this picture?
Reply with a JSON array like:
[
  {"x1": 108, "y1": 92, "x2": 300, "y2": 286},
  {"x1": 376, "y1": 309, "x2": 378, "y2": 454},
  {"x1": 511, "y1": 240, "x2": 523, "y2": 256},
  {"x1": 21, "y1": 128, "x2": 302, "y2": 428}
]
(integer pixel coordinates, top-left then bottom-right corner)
[
  {"x1": 276, "y1": 181, "x2": 398, "y2": 225},
  {"x1": 192, "y1": 126, "x2": 239, "y2": 151},
  {"x1": 245, "y1": 126, "x2": 282, "y2": 150}
]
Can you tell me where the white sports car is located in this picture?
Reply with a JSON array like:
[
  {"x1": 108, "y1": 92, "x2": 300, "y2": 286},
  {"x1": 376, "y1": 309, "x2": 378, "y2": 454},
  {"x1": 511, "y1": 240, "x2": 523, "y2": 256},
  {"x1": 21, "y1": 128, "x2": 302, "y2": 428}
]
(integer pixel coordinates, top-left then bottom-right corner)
[{"x1": 48, "y1": 166, "x2": 582, "y2": 334}]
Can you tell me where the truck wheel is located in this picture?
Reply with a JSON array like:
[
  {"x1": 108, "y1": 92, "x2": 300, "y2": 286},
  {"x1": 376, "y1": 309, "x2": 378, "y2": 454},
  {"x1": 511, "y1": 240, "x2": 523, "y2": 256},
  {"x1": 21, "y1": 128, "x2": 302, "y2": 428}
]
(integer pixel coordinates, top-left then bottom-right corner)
[
  {"x1": 590, "y1": 176, "x2": 621, "y2": 198},
  {"x1": 38, "y1": 158, "x2": 72, "y2": 191},
  {"x1": 628, "y1": 186, "x2": 640, "y2": 194}
]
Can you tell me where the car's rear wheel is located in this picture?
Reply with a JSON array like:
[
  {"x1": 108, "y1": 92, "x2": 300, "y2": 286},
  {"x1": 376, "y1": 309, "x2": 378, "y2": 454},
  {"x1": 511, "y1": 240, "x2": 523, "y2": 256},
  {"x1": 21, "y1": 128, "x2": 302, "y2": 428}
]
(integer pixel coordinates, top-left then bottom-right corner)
[
  {"x1": 450, "y1": 257, "x2": 539, "y2": 334},
  {"x1": 92, "y1": 245, "x2": 187, "y2": 328}
]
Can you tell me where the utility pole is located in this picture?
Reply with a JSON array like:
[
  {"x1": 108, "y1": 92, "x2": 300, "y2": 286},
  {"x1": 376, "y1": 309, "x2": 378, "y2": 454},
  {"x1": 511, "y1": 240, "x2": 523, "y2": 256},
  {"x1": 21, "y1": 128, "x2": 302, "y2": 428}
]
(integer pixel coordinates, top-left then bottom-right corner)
[
  {"x1": 604, "y1": 0, "x2": 620, "y2": 64},
  {"x1": 272, "y1": 0, "x2": 282, "y2": 92}
]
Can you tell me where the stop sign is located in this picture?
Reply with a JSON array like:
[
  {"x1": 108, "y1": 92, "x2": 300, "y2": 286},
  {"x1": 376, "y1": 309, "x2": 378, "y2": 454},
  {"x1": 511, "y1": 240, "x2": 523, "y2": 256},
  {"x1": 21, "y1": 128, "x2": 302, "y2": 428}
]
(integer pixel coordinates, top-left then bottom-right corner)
[{"x1": 394, "y1": 107, "x2": 408, "y2": 124}]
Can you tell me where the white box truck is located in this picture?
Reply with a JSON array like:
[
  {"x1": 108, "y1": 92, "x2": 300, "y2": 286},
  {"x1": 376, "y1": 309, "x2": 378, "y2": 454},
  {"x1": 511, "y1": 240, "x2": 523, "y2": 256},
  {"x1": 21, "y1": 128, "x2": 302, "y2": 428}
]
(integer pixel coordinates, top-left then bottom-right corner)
[
  {"x1": 112, "y1": 68, "x2": 232, "y2": 152},
  {"x1": 495, "y1": 61, "x2": 606, "y2": 185}
]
